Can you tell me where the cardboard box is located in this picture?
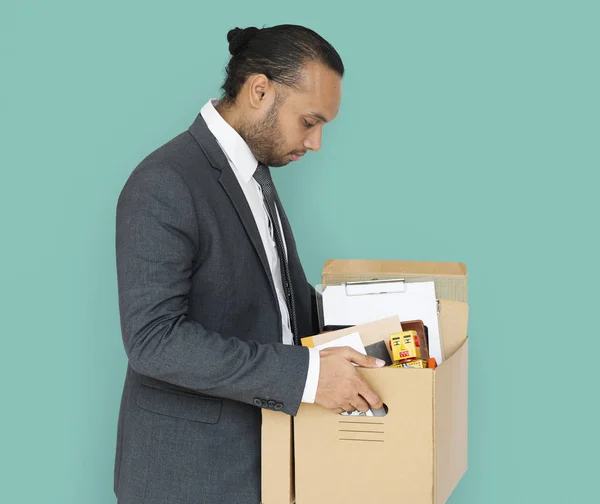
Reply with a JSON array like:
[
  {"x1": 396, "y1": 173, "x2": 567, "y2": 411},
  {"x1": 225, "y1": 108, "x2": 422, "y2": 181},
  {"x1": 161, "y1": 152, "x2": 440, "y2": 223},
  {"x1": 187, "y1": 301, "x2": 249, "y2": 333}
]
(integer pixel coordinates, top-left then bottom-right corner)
[
  {"x1": 293, "y1": 259, "x2": 469, "y2": 504},
  {"x1": 261, "y1": 409, "x2": 294, "y2": 504}
]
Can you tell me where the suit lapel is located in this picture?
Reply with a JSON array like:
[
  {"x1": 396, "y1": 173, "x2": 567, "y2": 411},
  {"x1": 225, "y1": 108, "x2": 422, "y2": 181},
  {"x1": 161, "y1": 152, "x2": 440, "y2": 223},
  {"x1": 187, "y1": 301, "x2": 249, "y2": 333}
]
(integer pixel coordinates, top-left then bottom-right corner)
[
  {"x1": 188, "y1": 114, "x2": 278, "y2": 301},
  {"x1": 219, "y1": 168, "x2": 276, "y2": 290}
]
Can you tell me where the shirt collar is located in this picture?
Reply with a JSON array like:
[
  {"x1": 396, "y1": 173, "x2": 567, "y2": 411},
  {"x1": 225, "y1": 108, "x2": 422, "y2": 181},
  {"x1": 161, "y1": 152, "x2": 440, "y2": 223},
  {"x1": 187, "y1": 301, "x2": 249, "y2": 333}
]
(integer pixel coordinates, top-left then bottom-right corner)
[{"x1": 200, "y1": 98, "x2": 259, "y2": 183}]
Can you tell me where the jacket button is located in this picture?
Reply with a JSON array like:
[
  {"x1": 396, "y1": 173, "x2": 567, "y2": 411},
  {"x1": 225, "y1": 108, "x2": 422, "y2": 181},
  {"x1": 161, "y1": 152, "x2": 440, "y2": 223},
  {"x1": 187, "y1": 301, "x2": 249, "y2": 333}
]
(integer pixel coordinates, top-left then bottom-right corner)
[
  {"x1": 261, "y1": 400, "x2": 268, "y2": 408},
  {"x1": 268, "y1": 400, "x2": 276, "y2": 409},
  {"x1": 253, "y1": 398, "x2": 262, "y2": 407},
  {"x1": 274, "y1": 403, "x2": 283, "y2": 411}
]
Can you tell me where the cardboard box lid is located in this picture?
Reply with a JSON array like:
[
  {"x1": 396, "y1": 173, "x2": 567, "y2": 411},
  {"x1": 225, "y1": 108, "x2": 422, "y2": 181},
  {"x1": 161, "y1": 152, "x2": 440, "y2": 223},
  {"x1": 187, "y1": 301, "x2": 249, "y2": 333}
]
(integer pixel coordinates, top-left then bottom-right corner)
[{"x1": 321, "y1": 259, "x2": 468, "y2": 303}]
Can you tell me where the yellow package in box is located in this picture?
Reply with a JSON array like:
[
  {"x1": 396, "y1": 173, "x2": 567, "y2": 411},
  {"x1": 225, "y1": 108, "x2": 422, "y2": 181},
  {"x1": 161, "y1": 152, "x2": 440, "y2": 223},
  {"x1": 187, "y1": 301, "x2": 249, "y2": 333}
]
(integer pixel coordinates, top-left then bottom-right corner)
[{"x1": 391, "y1": 359, "x2": 428, "y2": 368}]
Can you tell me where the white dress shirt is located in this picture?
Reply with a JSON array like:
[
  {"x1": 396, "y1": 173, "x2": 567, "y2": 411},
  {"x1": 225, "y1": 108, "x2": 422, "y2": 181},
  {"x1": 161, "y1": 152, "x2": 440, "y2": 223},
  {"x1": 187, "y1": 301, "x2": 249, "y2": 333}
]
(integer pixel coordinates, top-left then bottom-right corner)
[{"x1": 200, "y1": 99, "x2": 320, "y2": 403}]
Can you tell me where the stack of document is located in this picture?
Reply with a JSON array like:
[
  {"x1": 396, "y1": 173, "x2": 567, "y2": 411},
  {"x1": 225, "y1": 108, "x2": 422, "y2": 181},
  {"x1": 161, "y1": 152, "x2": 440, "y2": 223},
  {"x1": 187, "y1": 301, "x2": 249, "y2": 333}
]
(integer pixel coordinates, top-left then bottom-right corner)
[{"x1": 322, "y1": 280, "x2": 443, "y2": 364}]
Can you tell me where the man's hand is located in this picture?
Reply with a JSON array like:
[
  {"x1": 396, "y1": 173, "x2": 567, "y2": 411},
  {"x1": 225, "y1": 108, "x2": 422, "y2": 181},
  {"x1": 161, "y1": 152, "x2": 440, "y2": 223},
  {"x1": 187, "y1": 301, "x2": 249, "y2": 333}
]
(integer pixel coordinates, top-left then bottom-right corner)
[{"x1": 314, "y1": 347, "x2": 385, "y2": 413}]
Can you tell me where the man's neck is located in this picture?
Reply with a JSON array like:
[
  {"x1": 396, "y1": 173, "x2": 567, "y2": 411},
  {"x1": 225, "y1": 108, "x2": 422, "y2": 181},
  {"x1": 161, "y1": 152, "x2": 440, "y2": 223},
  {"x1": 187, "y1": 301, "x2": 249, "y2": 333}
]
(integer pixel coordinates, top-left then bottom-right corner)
[{"x1": 215, "y1": 101, "x2": 242, "y2": 132}]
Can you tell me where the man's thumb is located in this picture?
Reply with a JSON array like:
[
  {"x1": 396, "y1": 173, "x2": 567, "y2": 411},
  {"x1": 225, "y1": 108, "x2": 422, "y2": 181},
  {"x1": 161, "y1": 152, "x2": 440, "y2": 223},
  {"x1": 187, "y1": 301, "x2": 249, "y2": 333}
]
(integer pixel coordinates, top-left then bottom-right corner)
[{"x1": 346, "y1": 348, "x2": 386, "y2": 368}]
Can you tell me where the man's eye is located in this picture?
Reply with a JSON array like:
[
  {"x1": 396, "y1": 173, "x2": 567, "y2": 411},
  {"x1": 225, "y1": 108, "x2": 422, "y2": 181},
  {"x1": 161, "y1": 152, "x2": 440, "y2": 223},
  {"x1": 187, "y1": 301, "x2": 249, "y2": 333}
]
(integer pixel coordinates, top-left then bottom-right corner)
[{"x1": 303, "y1": 119, "x2": 315, "y2": 128}]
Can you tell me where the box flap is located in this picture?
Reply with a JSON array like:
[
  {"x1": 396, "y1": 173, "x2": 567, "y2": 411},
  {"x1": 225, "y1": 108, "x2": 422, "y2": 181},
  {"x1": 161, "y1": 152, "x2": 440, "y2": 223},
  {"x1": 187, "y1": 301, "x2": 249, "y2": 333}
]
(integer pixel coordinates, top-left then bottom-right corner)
[
  {"x1": 322, "y1": 259, "x2": 468, "y2": 303},
  {"x1": 438, "y1": 299, "x2": 469, "y2": 361}
]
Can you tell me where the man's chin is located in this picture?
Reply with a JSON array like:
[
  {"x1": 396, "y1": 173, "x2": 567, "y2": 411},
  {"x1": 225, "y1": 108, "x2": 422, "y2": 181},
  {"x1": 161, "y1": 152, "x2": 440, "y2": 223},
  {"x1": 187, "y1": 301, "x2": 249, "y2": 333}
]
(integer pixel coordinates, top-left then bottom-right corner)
[{"x1": 266, "y1": 159, "x2": 291, "y2": 168}]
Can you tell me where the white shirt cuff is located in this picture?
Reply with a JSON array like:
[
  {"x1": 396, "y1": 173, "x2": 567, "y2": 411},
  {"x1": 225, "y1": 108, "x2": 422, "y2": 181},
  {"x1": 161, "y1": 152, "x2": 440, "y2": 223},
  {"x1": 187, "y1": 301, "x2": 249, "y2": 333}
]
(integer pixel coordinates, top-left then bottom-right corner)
[{"x1": 301, "y1": 347, "x2": 321, "y2": 403}]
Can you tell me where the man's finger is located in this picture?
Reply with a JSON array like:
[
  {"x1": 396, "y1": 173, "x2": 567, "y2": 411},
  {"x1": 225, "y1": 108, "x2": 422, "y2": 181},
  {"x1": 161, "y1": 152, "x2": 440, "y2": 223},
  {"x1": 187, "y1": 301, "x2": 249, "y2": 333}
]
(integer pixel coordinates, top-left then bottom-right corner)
[
  {"x1": 344, "y1": 348, "x2": 385, "y2": 368},
  {"x1": 351, "y1": 395, "x2": 371, "y2": 413},
  {"x1": 357, "y1": 379, "x2": 383, "y2": 410}
]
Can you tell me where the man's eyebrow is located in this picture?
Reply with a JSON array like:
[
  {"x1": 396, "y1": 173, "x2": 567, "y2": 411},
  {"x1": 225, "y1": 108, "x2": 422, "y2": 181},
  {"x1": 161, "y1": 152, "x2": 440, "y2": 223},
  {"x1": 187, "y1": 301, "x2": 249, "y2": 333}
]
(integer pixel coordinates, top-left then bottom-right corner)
[{"x1": 308, "y1": 112, "x2": 329, "y2": 123}]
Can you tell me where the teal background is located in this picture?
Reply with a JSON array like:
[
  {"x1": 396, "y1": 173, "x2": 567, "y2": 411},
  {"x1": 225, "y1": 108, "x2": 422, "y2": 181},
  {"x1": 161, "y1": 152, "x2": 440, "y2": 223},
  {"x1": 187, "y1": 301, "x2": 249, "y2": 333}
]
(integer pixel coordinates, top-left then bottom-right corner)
[{"x1": 1, "y1": 0, "x2": 598, "y2": 502}]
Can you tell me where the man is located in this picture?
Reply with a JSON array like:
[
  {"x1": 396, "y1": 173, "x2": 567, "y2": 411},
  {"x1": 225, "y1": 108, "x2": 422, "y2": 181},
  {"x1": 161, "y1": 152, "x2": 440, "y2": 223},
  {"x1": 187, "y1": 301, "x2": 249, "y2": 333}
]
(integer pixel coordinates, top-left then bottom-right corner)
[{"x1": 114, "y1": 24, "x2": 385, "y2": 504}]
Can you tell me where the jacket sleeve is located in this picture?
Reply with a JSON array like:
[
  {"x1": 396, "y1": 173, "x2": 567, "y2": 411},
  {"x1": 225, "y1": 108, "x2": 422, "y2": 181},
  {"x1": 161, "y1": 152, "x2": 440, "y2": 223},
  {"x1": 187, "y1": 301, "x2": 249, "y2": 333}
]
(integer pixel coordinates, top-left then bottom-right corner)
[{"x1": 115, "y1": 162, "x2": 309, "y2": 415}]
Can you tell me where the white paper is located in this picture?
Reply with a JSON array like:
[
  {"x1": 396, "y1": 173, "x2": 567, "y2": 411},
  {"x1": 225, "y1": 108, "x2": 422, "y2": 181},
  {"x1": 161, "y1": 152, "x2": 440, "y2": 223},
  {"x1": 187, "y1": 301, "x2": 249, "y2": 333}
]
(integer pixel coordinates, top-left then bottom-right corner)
[
  {"x1": 322, "y1": 281, "x2": 443, "y2": 364},
  {"x1": 339, "y1": 409, "x2": 374, "y2": 417},
  {"x1": 314, "y1": 331, "x2": 366, "y2": 355}
]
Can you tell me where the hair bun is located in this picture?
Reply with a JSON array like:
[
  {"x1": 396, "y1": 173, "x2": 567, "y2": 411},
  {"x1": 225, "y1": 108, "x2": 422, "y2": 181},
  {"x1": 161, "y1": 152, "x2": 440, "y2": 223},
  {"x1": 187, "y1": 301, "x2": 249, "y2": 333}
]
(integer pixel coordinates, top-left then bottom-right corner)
[{"x1": 227, "y1": 26, "x2": 259, "y2": 56}]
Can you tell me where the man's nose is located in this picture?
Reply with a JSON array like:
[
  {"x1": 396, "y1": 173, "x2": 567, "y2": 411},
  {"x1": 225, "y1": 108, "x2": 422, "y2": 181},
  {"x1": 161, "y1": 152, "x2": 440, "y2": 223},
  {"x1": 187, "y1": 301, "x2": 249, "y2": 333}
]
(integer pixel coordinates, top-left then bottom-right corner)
[{"x1": 303, "y1": 127, "x2": 322, "y2": 152}]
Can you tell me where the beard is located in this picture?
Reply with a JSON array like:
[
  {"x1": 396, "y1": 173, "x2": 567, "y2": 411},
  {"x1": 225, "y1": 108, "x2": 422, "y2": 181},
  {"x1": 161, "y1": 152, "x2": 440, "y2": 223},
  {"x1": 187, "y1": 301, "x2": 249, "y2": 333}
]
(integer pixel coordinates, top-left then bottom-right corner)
[{"x1": 238, "y1": 100, "x2": 290, "y2": 167}]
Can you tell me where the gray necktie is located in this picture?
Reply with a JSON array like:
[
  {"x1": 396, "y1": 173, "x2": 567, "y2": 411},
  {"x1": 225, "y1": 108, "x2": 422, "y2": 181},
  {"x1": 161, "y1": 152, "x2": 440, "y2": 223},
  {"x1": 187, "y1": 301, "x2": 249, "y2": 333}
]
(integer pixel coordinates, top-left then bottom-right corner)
[{"x1": 253, "y1": 163, "x2": 299, "y2": 344}]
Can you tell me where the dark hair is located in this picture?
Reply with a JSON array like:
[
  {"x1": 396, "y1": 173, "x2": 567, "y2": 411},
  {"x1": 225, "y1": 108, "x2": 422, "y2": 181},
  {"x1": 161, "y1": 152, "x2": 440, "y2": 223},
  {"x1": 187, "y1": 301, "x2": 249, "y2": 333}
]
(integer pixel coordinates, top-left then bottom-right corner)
[{"x1": 220, "y1": 24, "x2": 344, "y2": 105}]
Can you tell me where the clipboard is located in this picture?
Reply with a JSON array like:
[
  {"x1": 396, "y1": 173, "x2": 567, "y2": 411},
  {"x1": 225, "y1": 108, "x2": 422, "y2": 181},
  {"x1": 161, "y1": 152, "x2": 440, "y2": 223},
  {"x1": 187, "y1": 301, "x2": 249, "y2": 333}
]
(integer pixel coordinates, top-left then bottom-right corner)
[{"x1": 319, "y1": 278, "x2": 444, "y2": 364}]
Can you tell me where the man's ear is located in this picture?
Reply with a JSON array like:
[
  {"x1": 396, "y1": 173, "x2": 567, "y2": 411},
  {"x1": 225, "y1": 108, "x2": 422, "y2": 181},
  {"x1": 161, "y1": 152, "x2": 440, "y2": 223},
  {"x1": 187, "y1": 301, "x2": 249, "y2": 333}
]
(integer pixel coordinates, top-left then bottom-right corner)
[{"x1": 247, "y1": 74, "x2": 272, "y2": 109}]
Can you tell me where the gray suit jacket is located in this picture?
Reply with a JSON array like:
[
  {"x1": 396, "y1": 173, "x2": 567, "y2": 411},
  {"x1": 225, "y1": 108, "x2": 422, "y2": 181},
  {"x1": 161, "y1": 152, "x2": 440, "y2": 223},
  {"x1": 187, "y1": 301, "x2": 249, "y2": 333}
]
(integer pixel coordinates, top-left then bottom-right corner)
[{"x1": 114, "y1": 112, "x2": 319, "y2": 504}]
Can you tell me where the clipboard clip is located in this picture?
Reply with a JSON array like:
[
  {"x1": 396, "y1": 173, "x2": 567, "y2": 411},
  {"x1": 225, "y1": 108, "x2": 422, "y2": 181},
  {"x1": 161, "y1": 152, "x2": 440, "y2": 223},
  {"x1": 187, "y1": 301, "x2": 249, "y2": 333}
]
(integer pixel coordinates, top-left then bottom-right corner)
[{"x1": 343, "y1": 278, "x2": 406, "y2": 296}]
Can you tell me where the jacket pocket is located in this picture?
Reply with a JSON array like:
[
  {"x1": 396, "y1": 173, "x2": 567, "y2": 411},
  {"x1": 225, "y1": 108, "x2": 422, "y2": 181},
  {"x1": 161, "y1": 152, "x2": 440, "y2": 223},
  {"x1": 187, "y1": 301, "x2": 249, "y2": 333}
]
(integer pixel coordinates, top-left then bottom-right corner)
[{"x1": 136, "y1": 384, "x2": 222, "y2": 424}]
